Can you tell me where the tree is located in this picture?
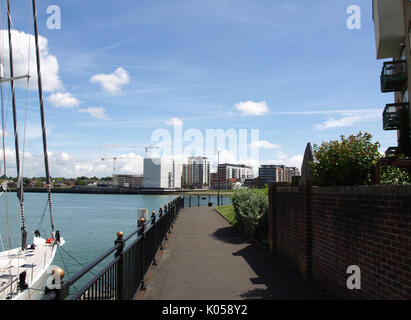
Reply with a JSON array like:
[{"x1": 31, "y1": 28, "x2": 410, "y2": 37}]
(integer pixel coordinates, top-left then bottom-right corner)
[{"x1": 310, "y1": 132, "x2": 381, "y2": 186}]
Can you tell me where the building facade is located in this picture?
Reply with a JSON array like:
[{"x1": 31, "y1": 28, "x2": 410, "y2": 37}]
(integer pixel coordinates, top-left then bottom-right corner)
[
  {"x1": 182, "y1": 156, "x2": 210, "y2": 188},
  {"x1": 217, "y1": 163, "x2": 253, "y2": 189},
  {"x1": 113, "y1": 174, "x2": 144, "y2": 188},
  {"x1": 143, "y1": 158, "x2": 182, "y2": 189},
  {"x1": 373, "y1": 0, "x2": 411, "y2": 156},
  {"x1": 258, "y1": 164, "x2": 300, "y2": 185}
]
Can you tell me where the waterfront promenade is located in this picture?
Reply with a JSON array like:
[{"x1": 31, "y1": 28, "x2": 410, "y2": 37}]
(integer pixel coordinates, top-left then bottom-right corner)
[{"x1": 142, "y1": 206, "x2": 326, "y2": 300}]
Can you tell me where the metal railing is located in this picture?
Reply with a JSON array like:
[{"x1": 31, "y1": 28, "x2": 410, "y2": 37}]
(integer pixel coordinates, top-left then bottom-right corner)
[
  {"x1": 380, "y1": 60, "x2": 408, "y2": 93},
  {"x1": 182, "y1": 194, "x2": 231, "y2": 207},
  {"x1": 42, "y1": 196, "x2": 184, "y2": 300}
]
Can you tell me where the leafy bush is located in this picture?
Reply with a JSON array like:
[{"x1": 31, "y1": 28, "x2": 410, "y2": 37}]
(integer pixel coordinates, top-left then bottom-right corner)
[
  {"x1": 231, "y1": 188, "x2": 268, "y2": 246},
  {"x1": 310, "y1": 132, "x2": 381, "y2": 186},
  {"x1": 380, "y1": 156, "x2": 411, "y2": 185}
]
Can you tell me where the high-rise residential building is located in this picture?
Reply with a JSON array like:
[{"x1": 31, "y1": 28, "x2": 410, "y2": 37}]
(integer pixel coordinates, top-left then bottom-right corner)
[
  {"x1": 373, "y1": 0, "x2": 411, "y2": 157},
  {"x1": 258, "y1": 165, "x2": 285, "y2": 185},
  {"x1": 217, "y1": 163, "x2": 253, "y2": 189},
  {"x1": 258, "y1": 164, "x2": 300, "y2": 185},
  {"x1": 143, "y1": 157, "x2": 182, "y2": 189},
  {"x1": 182, "y1": 156, "x2": 210, "y2": 188}
]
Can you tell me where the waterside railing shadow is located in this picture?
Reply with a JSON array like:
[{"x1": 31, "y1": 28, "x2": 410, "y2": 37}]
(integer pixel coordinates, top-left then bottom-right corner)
[{"x1": 42, "y1": 196, "x2": 184, "y2": 300}]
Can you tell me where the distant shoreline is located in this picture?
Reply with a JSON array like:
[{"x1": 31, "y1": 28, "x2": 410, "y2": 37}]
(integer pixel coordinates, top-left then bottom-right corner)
[{"x1": 8, "y1": 187, "x2": 233, "y2": 196}]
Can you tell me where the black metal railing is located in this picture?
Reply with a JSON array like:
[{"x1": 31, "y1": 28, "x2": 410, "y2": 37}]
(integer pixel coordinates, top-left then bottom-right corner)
[
  {"x1": 382, "y1": 103, "x2": 409, "y2": 130},
  {"x1": 380, "y1": 60, "x2": 408, "y2": 93},
  {"x1": 42, "y1": 196, "x2": 184, "y2": 300},
  {"x1": 182, "y1": 194, "x2": 231, "y2": 207}
]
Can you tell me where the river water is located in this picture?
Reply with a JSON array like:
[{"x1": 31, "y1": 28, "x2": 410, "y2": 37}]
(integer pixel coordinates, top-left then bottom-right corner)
[{"x1": 0, "y1": 192, "x2": 231, "y2": 298}]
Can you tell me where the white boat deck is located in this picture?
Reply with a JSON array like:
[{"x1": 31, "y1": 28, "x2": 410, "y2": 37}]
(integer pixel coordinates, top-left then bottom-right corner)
[{"x1": 0, "y1": 237, "x2": 64, "y2": 300}]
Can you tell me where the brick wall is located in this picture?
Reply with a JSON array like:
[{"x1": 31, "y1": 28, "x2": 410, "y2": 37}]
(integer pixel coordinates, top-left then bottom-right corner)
[{"x1": 269, "y1": 184, "x2": 411, "y2": 299}]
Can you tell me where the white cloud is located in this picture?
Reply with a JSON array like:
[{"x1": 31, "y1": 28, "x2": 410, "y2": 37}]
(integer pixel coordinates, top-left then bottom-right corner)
[
  {"x1": 314, "y1": 111, "x2": 380, "y2": 130},
  {"x1": 78, "y1": 107, "x2": 110, "y2": 120},
  {"x1": 1, "y1": 148, "x2": 144, "y2": 178},
  {"x1": 165, "y1": 117, "x2": 183, "y2": 126},
  {"x1": 315, "y1": 115, "x2": 363, "y2": 130},
  {"x1": 90, "y1": 67, "x2": 130, "y2": 94},
  {"x1": 234, "y1": 100, "x2": 269, "y2": 116},
  {"x1": 19, "y1": 123, "x2": 52, "y2": 141},
  {"x1": 260, "y1": 152, "x2": 304, "y2": 171},
  {"x1": 0, "y1": 29, "x2": 63, "y2": 92},
  {"x1": 249, "y1": 140, "x2": 281, "y2": 149},
  {"x1": 47, "y1": 92, "x2": 81, "y2": 108}
]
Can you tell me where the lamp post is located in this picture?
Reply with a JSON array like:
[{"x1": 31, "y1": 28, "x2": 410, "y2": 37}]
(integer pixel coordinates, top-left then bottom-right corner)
[{"x1": 217, "y1": 148, "x2": 220, "y2": 206}]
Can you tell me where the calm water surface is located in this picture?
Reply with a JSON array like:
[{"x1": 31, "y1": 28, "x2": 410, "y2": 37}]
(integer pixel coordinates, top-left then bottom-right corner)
[{"x1": 0, "y1": 192, "x2": 231, "y2": 297}]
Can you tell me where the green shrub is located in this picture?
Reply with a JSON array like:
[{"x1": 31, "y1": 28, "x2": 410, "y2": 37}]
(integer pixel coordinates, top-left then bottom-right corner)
[
  {"x1": 231, "y1": 189, "x2": 268, "y2": 246},
  {"x1": 380, "y1": 165, "x2": 411, "y2": 185},
  {"x1": 310, "y1": 132, "x2": 381, "y2": 186}
]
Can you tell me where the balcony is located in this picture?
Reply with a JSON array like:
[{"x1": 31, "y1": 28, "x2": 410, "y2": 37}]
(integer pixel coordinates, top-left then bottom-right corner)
[
  {"x1": 382, "y1": 102, "x2": 409, "y2": 130},
  {"x1": 373, "y1": 0, "x2": 405, "y2": 59},
  {"x1": 380, "y1": 60, "x2": 407, "y2": 92}
]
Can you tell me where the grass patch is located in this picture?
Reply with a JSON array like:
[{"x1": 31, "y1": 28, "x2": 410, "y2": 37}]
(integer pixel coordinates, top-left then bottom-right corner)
[{"x1": 215, "y1": 205, "x2": 236, "y2": 225}]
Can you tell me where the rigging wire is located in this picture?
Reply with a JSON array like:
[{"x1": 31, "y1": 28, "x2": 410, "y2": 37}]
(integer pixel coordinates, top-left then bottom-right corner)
[{"x1": 0, "y1": 0, "x2": 11, "y2": 255}]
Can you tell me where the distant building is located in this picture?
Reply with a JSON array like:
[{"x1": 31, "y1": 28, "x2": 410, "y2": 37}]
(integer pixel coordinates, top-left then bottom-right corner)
[
  {"x1": 259, "y1": 165, "x2": 285, "y2": 186},
  {"x1": 258, "y1": 164, "x2": 300, "y2": 185},
  {"x1": 210, "y1": 172, "x2": 218, "y2": 190},
  {"x1": 143, "y1": 158, "x2": 182, "y2": 189},
  {"x1": 217, "y1": 163, "x2": 253, "y2": 189},
  {"x1": 243, "y1": 177, "x2": 259, "y2": 188},
  {"x1": 182, "y1": 156, "x2": 210, "y2": 188},
  {"x1": 284, "y1": 167, "x2": 300, "y2": 183},
  {"x1": 113, "y1": 174, "x2": 144, "y2": 188}
]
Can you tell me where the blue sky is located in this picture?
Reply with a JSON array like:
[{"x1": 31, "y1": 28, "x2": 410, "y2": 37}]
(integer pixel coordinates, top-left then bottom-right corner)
[{"x1": 0, "y1": 0, "x2": 397, "y2": 177}]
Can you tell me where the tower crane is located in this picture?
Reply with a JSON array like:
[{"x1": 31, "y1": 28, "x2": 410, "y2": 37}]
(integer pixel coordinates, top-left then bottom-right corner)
[{"x1": 101, "y1": 157, "x2": 117, "y2": 176}]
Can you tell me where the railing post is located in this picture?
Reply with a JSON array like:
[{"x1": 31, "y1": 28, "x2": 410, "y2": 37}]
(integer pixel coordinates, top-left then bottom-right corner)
[
  {"x1": 138, "y1": 218, "x2": 146, "y2": 290},
  {"x1": 151, "y1": 211, "x2": 157, "y2": 265},
  {"x1": 167, "y1": 203, "x2": 172, "y2": 234},
  {"x1": 159, "y1": 207, "x2": 164, "y2": 250},
  {"x1": 114, "y1": 231, "x2": 125, "y2": 300},
  {"x1": 164, "y1": 204, "x2": 168, "y2": 240}
]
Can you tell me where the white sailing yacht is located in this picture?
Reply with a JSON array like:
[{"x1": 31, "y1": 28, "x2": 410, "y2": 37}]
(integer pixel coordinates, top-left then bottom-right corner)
[{"x1": 0, "y1": 0, "x2": 64, "y2": 300}]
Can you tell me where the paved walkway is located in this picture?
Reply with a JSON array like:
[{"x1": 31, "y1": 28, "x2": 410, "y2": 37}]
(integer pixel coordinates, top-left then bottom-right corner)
[{"x1": 143, "y1": 207, "x2": 326, "y2": 300}]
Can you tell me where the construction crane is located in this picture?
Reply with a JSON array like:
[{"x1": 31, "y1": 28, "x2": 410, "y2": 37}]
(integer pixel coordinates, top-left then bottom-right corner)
[{"x1": 101, "y1": 157, "x2": 117, "y2": 176}]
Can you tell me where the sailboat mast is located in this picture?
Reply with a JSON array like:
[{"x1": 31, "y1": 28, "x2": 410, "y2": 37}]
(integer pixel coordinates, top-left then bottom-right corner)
[
  {"x1": 6, "y1": 0, "x2": 27, "y2": 250},
  {"x1": 32, "y1": 0, "x2": 54, "y2": 234}
]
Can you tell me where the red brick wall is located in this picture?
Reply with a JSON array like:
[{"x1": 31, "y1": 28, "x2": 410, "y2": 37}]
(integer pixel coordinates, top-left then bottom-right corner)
[{"x1": 269, "y1": 184, "x2": 411, "y2": 300}]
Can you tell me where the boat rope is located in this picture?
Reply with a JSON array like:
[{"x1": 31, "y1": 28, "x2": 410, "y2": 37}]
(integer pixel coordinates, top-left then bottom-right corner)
[
  {"x1": 36, "y1": 198, "x2": 49, "y2": 232},
  {"x1": 56, "y1": 246, "x2": 78, "y2": 293}
]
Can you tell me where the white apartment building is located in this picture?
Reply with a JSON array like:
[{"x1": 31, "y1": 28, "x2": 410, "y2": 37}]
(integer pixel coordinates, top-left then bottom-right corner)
[{"x1": 143, "y1": 157, "x2": 182, "y2": 189}]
